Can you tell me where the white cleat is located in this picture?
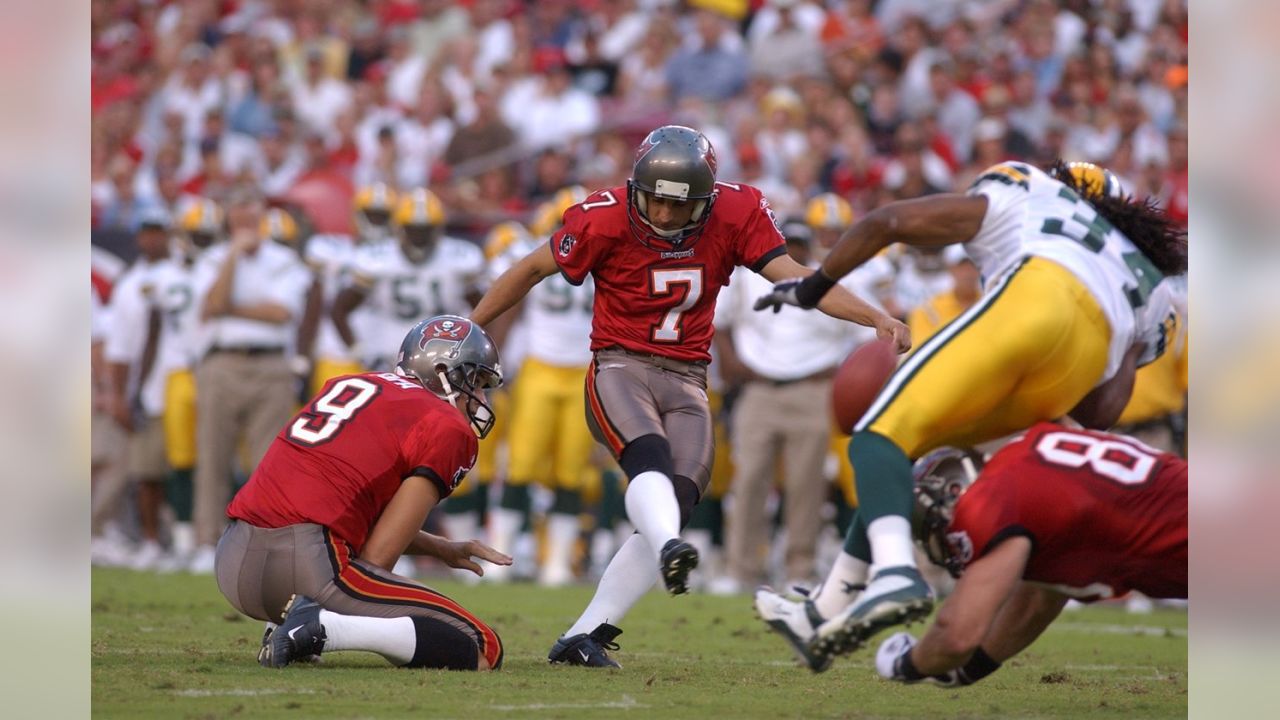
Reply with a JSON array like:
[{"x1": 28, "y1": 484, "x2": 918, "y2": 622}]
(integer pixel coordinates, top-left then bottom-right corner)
[{"x1": 754, "y1": 586, "x2": 832, "y2": 673}]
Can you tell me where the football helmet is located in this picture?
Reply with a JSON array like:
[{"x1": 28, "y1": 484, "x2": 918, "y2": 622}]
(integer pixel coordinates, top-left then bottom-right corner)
[
  {"x1": 484, "y1": 220, "x2": 533, "y2": 262},
  {"x1": 804, "y1": 193, "x2": 855, "y2": 230},
  {"x1": 353, "y1": 182, "x2": 398, "y2": 242},
  {"x1": 260, "y1": 207, "x2": 300, "y2": 250},
  {"x1": 627, "y1": 125, "x2": 718, "y2": 251},
  {"x1": 393, "y1": 188, "x2": 446, "y2": 262},
  {"x1": 1051, "y1": 161, "x2": 1124, "y2": 200},
  {"x1": 179, "y1": 198, "x2": 225, "y2": 250},
  {"x1": 911, "y1": 447, "x2": 986, "y2": 578},
  {"x1": 531, "y1": 185, "x2": 589, "y2": 237},
  {"x1": 396, "y1": 315, "x2": 503, "y2": 439}
]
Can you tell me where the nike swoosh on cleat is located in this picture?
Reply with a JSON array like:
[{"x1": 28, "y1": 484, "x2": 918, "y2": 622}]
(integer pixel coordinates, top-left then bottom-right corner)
[
  {"x1": 288, "y1": 625, "x2": 304, "y2": 641},
  {"x1": 578, "y1": 649, "x2": 591, "y2": 663}
]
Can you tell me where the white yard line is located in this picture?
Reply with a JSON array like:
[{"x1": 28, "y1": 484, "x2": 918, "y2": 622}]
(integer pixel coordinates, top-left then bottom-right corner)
[
  {"x1": 490, "y1": 695, "x2": 646, "y2": 711},
  {"x1": 1050, "y1": 622, "x2": 1187, "y2": 638},
  {"x1": 171, "y1": 688, "x2": 318, "y2": 697}
]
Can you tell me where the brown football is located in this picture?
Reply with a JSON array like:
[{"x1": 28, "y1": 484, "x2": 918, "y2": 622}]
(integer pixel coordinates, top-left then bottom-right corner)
[{"x1": 832, "y1": 338, "x2": 900, "y2": 435}]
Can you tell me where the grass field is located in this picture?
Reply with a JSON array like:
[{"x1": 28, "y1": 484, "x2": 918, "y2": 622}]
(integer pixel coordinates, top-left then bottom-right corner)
[{"x1": 92, "y1": 567, "x2": 1186, "y2": 719}]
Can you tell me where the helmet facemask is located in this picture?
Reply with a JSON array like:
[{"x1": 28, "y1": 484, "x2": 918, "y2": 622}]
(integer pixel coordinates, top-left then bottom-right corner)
[
  {"x1": 626, "y1": 180, "x2": 716, "y2": 251},
  {"x1": 434, "y1": 362, "x2": 502, "y2": 439},
  {"x1": 400, "y1": 223, "x2": 442, "y2": 262},
  {"x1": 911, "y1": 448, "x2": 985, "y2": 578}
]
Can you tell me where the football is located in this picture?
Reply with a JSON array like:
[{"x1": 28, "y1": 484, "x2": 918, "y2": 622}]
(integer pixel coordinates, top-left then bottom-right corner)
[{"x1": 831, "y1": 338, "x2": 900, "y2": 435}]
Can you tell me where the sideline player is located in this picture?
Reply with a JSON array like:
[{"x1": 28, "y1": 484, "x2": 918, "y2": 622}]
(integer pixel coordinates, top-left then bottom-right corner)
[
  {"x1": 874, "y1": 423, "x2": 1186, "y2": 686},
  {"x1": 471, "y1": 125, "x2": 908, "y2": 667},
  {"x1": 215, "y1": 316, "x2": 509, "y2": 671},
  {"x1": 753, "y1": 160, "x2": 1187, "y2": 668},
  {"x1": 332, "y1": 188, "x2": 484, "y2": 371},
  {"x1": 485, "y1": 186, "x2": 595, "y2": 586}
]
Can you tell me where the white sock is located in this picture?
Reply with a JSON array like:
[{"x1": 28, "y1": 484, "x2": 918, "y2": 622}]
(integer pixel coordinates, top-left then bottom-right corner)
[
  {"x1": 564, "y1": 533, "x2": 658, "y2": 637},
  {"x1": 488, "y1": 506, "x2": 523, "y2": 555},
  {"x1": 540, "y1": 512, "x2": 579, "y2": 585},
  {"x1": 812, "y1": 551, "x2": 870, "y2": 619},
  {"x1": 624, "y1": 471, "x2": 681, "y2": 560},
  {"x1": 318, "y1": 610, "x2": 416, "y2": 666},
  {"x1": 866, "y1": 515, "x2": 916, "y2": 569},
  {"x1": 171, "y1": 522, "x2": 195, "y2": 557}
]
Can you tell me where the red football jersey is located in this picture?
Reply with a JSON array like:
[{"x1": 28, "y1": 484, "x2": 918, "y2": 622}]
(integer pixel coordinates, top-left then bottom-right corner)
[
  {"x1": 949, "y1": 422, "x2": 1187, "y2": 600},
  {"x1": 227, "y1": 372, "x2": 478, "y2": 552},
  {"x1": 550, "y1": 182, "x2": 787, "y2": 362}
]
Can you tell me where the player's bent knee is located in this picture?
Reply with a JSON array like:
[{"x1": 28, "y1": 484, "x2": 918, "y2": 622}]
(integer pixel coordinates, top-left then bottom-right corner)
[
  {"x1": 619, "y1": 434, "x2": 674, "y2": 479},
  {"x1": 673, "y1": 475, "x2": 700, "y2": 529},
  {"x1": 404, "y1": 616, "x2": 481, "y2": 670}
]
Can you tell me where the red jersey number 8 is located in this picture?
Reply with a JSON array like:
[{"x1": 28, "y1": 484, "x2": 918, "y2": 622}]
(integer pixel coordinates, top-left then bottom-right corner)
[
  {"x1": 1034, "y1": 431, "x2": 1158, "y2": 486},
  {"x1": 289, "y1": 377, "x2": 380, "y2": 446}
]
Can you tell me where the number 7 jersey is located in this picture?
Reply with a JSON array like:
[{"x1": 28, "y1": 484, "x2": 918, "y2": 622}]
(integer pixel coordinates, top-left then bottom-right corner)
[
  {"x1": 966, "y1": 163, "x2": 1179, "y2": 381},
  {"x1": 550, "y1": 183, "x2": 787, "y2": 362}
]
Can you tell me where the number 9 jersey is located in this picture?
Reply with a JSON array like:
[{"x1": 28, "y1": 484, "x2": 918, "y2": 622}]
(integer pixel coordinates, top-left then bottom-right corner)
[
  {"x1": 965, "y1": 163, "x2": 1179, "y2": 381},
  {"x1": 226, "y1": 372, "x2": 478, "y2": 553},
  {"x1": 550, "y1": 183, "x2": 787, "y2": 362}
]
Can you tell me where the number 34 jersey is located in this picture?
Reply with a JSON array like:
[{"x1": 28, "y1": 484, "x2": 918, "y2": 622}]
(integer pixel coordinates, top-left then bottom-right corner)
[
  {"x1": 966, "y1": 163, "x2": 1178, "y2": 381},
  {"x1": 226, "y1": 373, "x2": 478, "y2": 553},
  {"x1": 551, "y1": 183, "x2": 787, "y2": 362},
  {"x1": 950, "y1": 422, "x2": 1187, "y2": 601}
]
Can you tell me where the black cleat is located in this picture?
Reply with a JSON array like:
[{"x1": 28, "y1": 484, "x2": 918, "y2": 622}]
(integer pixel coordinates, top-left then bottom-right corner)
[
  {"x1": 659, "y1": 539, "x2": 699, "y2": 595},
  {"x1": 548, "y1": 623, "x2": 624, "y2": 668},
  {"x1": 261, "y1": 595, "x2": 327, "y2": 668}
]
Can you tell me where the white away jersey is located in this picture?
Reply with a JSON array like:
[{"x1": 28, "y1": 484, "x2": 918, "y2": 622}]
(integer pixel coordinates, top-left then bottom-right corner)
[
  {"x1": 492, "y1": 234, "x2": 594, "y2": 368},
  {"x1": 966, "y1": 162, "x2": 1179, "y2": 380},
  {"x1": 305, "y1": 233, "x2": 362, "y2": 359},
  {"x1": 351, "y1": 237, "x2": 485, "y2": 367}
]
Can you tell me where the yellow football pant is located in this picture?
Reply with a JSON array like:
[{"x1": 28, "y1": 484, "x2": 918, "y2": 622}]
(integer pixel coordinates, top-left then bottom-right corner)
[
  {"x1": 860, "y1": 257, "x2": 1111, "y2": 458},
  {"x1": 506, "y1": 358, "x2": 594, "y2": 490},
  {"x1": 163, "y1": 369, "x2": 198, "y2": 470},
  {"x1": 311, "y1": 357, "x2": 365, "y2": 397}
]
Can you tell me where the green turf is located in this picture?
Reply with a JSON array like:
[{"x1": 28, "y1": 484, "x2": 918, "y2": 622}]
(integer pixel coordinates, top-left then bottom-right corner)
[{"x1": 92, "y1": 568, "x2": 1186, "y2": 719}]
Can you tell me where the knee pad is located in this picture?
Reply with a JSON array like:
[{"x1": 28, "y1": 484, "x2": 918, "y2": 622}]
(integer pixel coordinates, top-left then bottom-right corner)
[
  {"x1": 618, "y1": 434, "x2": 674, "y2": 479},
  {"x1": 406, "y1": 616, "x2": 481, "y2": 670},
  {"x1": 673, "y1": 475, "x2": 701, "y2": 529}
]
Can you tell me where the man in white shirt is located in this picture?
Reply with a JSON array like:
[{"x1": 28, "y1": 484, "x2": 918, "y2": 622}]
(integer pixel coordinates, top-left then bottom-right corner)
[
  {"x1": 191, "y1": 189, "x2": 313, "y2": 573},
  {"x1": 714, "y1": 219, "x2": 880, "y2": 591},
  {"x1": 291, "y1": 51, "x2": 353, "y2": 137}
]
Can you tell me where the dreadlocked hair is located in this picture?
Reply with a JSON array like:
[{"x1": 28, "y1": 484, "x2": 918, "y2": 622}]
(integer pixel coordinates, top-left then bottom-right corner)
[{"x1": 1049, "y1": 159, "x2": 1188, "y2": 277}]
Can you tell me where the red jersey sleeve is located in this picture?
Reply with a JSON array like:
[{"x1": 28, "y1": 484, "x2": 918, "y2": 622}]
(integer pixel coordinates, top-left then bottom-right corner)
[
  {"x1": 400, "y1": 413, "x2": 478, "y2": 499},
  {"x1": 549, "y1": 188, "x2": 621, "y2": 286},
  {"x1": 731, "y1": 185, "x2": 787, "y2": 272}
]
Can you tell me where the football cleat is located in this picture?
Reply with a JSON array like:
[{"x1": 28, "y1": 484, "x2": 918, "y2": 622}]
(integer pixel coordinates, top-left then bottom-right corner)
[
  {"x1": 259, "y1": 621, "x2": 322, "y2": 665},
  {"x1": 813, "y1": 566, "x2": 933, "y2": 657},
  {"x1": 261, "y1": 595, "x2": 327, "y2": 669},
  {"x1": 548, "y1": 623, "x2": 623, "y2": 668},
  {"x1": 658, "y1": 539, "x2": 699, "y2": 595},
  {"x1": 754, "y1": 586, "x2": 832, "y2": 673}
]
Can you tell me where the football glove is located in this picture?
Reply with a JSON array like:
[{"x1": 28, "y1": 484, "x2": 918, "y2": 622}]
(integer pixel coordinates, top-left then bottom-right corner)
[
  {"x1": 876, "y1": 632, "x2": 963, "y2": 686},
  {"x1": 753, "y1": 271, "x2": 837, "y2": 313}
]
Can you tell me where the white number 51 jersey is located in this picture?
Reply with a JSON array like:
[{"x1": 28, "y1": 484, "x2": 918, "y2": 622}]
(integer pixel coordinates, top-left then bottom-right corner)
[{"x1": 966, "y1": 162, "x2": 1179, "y2": 382}]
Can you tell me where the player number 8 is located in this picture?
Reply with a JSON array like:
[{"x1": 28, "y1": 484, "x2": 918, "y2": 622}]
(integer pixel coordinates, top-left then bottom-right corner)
[{"x1": 1034, "y1": 431, "x2": 1158, "y2": 486}]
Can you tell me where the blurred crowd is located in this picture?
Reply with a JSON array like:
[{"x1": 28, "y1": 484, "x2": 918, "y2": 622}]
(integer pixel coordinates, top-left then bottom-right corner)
[{"x1": 90, "y1": 0, "x2": 1188, "y2": 593}]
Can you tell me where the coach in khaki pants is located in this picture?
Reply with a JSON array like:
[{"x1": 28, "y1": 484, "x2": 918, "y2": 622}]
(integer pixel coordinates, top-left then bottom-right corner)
[
  {"x1": 714, "y1": 221, "x2": 880, "y2": 590},
  {"x1": 189, "y1": 189, "x2": 312, "y2": 573}
]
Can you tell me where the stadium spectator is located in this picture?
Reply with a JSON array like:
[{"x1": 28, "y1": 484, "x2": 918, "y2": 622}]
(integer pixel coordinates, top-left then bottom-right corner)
[{"x1": 665, "y1": 9, "x2": 749, "y2": 104}]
